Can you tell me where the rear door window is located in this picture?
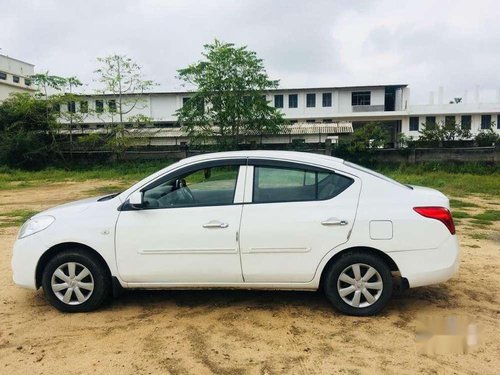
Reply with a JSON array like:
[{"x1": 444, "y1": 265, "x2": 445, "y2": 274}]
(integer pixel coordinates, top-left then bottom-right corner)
[{"x1": 253, "y1": 165, "x2": 353, "y2": 203}]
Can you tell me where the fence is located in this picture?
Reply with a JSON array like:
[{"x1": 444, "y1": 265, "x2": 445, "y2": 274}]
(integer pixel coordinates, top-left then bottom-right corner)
[
  {"x1": 369, "y1": 146, "x2": 499, "y2": 164},
  {"x1": 63, "y1": 145, "x2": 499, "y2": 164}
]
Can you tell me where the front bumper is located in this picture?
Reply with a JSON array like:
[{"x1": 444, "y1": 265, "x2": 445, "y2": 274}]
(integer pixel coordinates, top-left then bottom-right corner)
[
  {"x1": 389, "y1": 235, "x2": 460, "y2": 288},
  {"x1": 11, "y1": 233, "x2": 48, "y2": 290}
]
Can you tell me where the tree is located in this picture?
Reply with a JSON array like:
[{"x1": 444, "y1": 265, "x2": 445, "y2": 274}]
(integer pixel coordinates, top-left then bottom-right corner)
[
  {"x1": 334, "y1": 122, "x2": 389, "y2": 165},
  {"x1": 0, "y1": 93, "x2": 59, "y2": 169},
  {"x1": 29, "y1": 72, "x2": 69, "y2": 161},
  {"x1": 55, "y1": 76, "x2": 85, "y2": 157},
  {"x1": 94, "y1": 54, "x2": 156, "y2": 158},
  {"x1": 418, "y1": 120, "x2": 472, "y2": 147},
  {"x1": 475, "y1": 128, "x2": 499, "y2": 147},
  {"x1": 176, "y1": 40, "x2": 285, "y2": 150},
  {"x1": 346, "y1": 122, "x2": 389, "y2": 153}
]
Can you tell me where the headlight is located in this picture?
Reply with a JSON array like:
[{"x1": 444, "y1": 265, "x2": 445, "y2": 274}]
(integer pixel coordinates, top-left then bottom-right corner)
[{"x1": 18, "y1": 215, "x2": 55, "y2": 239}]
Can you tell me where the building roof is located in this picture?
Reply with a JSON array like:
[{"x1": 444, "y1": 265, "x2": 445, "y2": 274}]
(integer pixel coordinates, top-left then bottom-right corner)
[
  {"x1": 79, "y1": 84, "x2": 408, "y2": 97},
  {"x1": 0, "y1": 54, "x2": 35, "y2": 67}
]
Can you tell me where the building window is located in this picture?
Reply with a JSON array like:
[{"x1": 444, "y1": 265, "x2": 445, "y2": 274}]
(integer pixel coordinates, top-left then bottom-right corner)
[
  {"x1": 25, "y1": 78, "x2": 31, "y2": 86},
  {"x1": 306, "y1": 119, "x2": 316, "y2": 123},
  {"x1": 481, "y1": 115, "x2": 491, "y2": 129},
  {"x1": 352, "y1": 91, "x2": 371, "y2": 106},
  {"x1": 445, "y1": 116, "x2": 456, "y2": 127},
  {"x1": 52, "y1": 103, "x2": 60, "y2": 113},
  {"x1": 95, "y1": 100, "x2": 104, "y2": 113},
  {"x1": 108, "y1": 99, "x2": 117, "y2": 112},
  {"x1": 323, "y1": 119, "x2": 333, "y2": 123},
  {"x1": 461, "y1": 115, "x2": 471, "y2": 130},
  {"x1": 274, "y1": 94, "x2": 284, "y2": 108},
  {"x1": 68, "y1": 101, "x2": 76, "y2": 113},
  {"x1": 306, "y1": 93, "x2": 316, "y2": 108},
  {"x1": 497, "y1": 115, "x2": 500, "y2": 129},
  {"x1": 13, "y1": 75, "x2": 20, "y2": 83},
  {"x1": 183, "y1": 96, "x2": 204, "y2": 114},
  {"x1": 425, "y1": 116, "x2": 436, "y2": 127},
  {"x1": 288, "y1": 94, "x2": 298, "y2": 108},
  {"x1": 409, "y1": 117, "x2": 419, "y2": 131},
  {"x1": 80, "y1": 101, "x2": 88, "y2": 113},
  {"x1": 96, "y1": 124, "x2": 105, "y2": 129},
  {"x1": 0, "y1": 71, "x2": 6, "y2": 80},
  {"x1": 322, "y1": 93, "x2": 332, "y2": 107}
]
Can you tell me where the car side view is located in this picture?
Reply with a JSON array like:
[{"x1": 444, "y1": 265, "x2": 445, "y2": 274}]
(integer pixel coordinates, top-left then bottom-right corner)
[{"x1": 11, "y1": 151, "x2": 460, "y2": 316}]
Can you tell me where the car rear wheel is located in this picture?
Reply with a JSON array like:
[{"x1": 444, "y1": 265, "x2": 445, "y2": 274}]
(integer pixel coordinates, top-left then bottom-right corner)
[
  {"x1": 41, "y1": 250, "x2": 110, "y2": 312},
  {"x1": 323, "y1": 252, "x2": 393, "y2": 316}
]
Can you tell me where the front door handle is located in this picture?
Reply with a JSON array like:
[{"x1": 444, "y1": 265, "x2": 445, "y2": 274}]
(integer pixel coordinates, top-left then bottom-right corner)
[
  {"x1": 203, "y1": 220, "x2": 229, "y2": 229},
  {"x1": 321, "y1": 218, "x2": 348, "y2": 226}
]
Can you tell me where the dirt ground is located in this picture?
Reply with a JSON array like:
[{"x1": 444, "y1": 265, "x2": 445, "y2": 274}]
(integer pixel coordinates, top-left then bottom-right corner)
[{"x1": 0, "y1": 181, "x2": 498, "y2": 375}]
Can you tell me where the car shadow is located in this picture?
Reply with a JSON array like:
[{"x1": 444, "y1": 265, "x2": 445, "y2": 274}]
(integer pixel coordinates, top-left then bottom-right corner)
[{"x1": 104, "y1": 283, "x2": 456, "y2": 316}]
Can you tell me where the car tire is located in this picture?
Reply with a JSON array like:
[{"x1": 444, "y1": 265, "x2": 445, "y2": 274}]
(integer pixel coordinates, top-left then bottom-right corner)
[
  {"x1": 323, "y1": 252, "x2": 393, "y2": 316},
  {"x1": 41, "y1": 249, "x2": 111, "y2": 313}
]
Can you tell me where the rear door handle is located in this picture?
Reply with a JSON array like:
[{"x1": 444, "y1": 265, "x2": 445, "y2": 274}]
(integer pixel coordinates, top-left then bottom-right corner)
[
  {"x1": 203, "y1": 220, "x2": 229, "y2": 229},
  {"x1": 321, "y1": 218, "x2": 348, "y2": 226}
]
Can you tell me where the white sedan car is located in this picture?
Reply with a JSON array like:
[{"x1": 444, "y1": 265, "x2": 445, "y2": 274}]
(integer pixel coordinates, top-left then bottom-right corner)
[{"x1": 12, "y1": 151, "x2": 459, "y2": 316}]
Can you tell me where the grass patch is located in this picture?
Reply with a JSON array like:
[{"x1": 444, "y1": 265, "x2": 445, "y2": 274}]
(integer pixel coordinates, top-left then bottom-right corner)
[
  {"x1": 452, "y1": 211, "x2": 471, "y2": 219},
  {"x1": 382, "y1": 170, "x2": 500, "y2": 197},
  {"x1": 449, "y1": 198, "x2": 479, "y2": 209},
  {"x1": 0, "y1": 160, "x2": 497, "y2": 201},
  {"x1": 470, "y1": 219, "x2": 493, "y2": 228},
  {"x1": 84, "y1": 184, "x2": 127, "y2": 196},
  {"x1": 472, "y1": 210, "x2": 500, "y2": 222},
  {"x1": 0, "y1": 160, "x2": 171, "y2": 190},
  {"x1": 468, "y1": 232, "x2": 489, "y2": 240},
  {"x1": 0, "y1": 209, "x2": 39, "y2": 228}
]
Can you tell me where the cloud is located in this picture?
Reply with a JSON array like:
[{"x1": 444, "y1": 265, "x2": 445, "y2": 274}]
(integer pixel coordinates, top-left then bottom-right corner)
[{"x1": 0, "y1": 0, "x2": 498, "y2": 103}]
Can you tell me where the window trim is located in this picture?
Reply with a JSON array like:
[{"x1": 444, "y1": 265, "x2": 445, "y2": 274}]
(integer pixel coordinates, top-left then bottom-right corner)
[
  {"x1": 306, "y1": 93, "x2": 316, "y2": 108},
  {"x1": 120, "y1": 159, "x2": 247, "y2": 211},
  {"x1": 322, "y1": 92, "x2": 332, "y2": 107},
  {"x1": 481, "y1": 114, "x2": 492, "y2": 129},
  {"x1": 247, "y1": 159, "x2": 354, "y2": 205},
  {"x1": 352, "y1": 91, "x2": 371, "y2": 106},
  {"x1": 409, "y1": 116, "x2": 419, "y2": 131},
  {"x1": 461, "y1": 115, "x2": 472, "y2": 130},
  {"x1": 274, "y1": 94, "x2": 284, "y2": 108}
]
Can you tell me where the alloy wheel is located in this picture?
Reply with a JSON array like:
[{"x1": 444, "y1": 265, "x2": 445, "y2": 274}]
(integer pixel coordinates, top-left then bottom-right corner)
[
  {"x1": 50, "y1": 262, "x2": 94, "y2": 305},
  {"x1": 337, "y1": 263, "x2": 383, "y2": 308}
]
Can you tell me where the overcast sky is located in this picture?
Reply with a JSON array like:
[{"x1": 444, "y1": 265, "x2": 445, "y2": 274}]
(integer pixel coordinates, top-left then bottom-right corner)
[{"x1": 1, "y1": 0, "x2": 499, "y2": 103}]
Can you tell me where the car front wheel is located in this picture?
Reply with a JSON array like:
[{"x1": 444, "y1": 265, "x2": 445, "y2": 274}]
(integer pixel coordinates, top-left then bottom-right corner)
[
  {"x1": 323, "y1": 252, "x2": 393, "y2": 316},
  {"x1": 41, "y1": 250, "x2": 110, "y2": 312}
]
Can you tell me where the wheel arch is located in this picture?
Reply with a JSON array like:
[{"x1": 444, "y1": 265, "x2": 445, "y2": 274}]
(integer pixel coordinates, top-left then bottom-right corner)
[
  {"x1": 35, "y1": 242, "x2": 111, "y2": 289},
  {"x1": 319, "y1": 246, "x2": 400, "y2": 290}
]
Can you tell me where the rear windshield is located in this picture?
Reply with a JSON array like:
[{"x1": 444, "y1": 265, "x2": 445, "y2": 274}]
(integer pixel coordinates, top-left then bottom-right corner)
[{"x1": 343, "y1": 161, "x2": 411, "y2": 189}]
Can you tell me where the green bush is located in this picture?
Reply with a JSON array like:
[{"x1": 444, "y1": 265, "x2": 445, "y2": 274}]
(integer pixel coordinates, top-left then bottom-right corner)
[{"x1": 475, "y1": 128, "x2": 499, "y2": 147}]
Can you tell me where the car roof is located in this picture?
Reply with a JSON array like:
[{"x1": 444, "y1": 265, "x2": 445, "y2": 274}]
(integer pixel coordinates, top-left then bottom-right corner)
[{"x1": 181, "y1": 150, "x2": 344, "y2": 165}]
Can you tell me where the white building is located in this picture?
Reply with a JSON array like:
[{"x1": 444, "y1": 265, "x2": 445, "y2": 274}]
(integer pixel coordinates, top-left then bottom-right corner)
[
  {"x1": 0, "y1": 53, "x2": 497, "y2": 146},
  {"x1": 65, "y1": 84, "x2": 499, "y2": 146},
  {"x1": 0, "y1": 54, "x2": 36, "y2": 101}
]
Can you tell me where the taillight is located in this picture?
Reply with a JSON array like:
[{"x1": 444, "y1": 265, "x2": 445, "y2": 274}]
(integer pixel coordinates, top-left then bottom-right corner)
[{"x1": 413, "y1": 207, "x2": 456, "y2": 235}]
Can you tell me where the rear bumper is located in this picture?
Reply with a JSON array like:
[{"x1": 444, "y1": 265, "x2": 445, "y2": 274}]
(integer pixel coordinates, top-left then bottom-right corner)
[{"x1": 389, "y1": 235, "x2": 460, "y2": 288}]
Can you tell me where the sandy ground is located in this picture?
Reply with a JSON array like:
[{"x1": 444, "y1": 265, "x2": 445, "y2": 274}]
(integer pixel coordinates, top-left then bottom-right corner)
[{"x1": 0, "y1": 181, "x2": 498, "y2": 375}]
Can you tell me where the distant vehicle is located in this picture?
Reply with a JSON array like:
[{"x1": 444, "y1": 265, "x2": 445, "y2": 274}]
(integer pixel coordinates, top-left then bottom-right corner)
[{"x1": 11, "y1": 151, "x2": 459, "y2": 316}]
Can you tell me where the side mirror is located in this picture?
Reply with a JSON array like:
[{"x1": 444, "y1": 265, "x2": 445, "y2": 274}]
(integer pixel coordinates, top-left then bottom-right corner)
[{"x1": 128, "y1": 191, "x2": 143, "y2": 209}]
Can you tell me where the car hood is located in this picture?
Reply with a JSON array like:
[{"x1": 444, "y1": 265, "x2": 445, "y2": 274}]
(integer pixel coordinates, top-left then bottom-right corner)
[{"x1": 38, "y1": 196, "x2": 111, "y2": 217}]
